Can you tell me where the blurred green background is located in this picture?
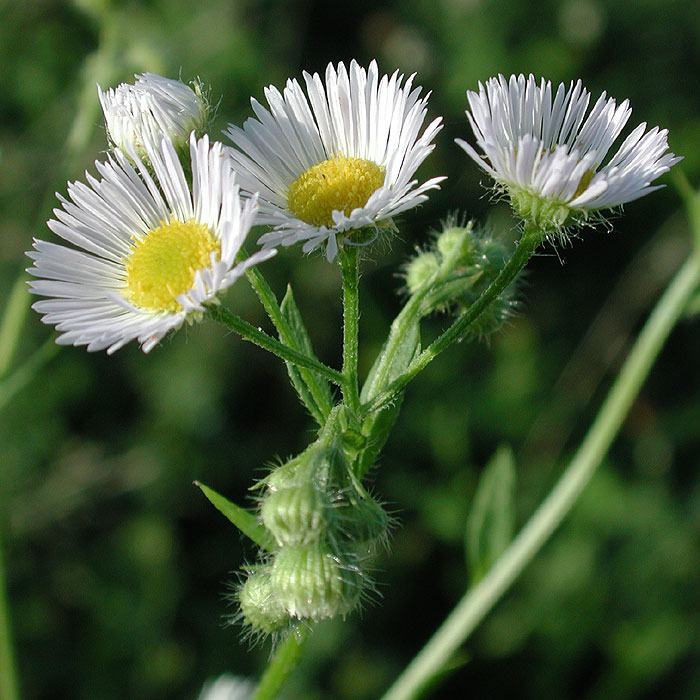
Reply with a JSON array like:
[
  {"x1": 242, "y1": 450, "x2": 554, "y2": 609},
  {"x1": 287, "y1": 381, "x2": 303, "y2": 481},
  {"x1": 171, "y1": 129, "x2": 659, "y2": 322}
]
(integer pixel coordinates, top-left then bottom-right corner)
[{"x1": 1, "y1": 0, "x2": 699, "y2": 698}]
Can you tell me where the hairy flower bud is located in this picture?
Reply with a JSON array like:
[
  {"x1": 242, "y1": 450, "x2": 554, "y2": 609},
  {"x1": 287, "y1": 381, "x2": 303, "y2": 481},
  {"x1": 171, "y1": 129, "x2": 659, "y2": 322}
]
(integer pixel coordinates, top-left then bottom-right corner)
[
  {"x1": 261, "y1": 483, "x2": 329, "y2": 546},
  {"x1": 335, "y1": 491, "x2": 390, "y2": 544},
  {"x1": 405, "y1": 252, "x2": 440, "y2": 295},
  {"x1": 403, "y1": 220, "x2": 516, "y2": 335},
  {"x1": 237, "y1": 568, "x2": 290, "y2": 635},
  {"x1": 269, "y1": 543, "x2": 364, "y2": 620},
  {"x1": 436, "y1": 222, "x2": 475, "y2": 270}
]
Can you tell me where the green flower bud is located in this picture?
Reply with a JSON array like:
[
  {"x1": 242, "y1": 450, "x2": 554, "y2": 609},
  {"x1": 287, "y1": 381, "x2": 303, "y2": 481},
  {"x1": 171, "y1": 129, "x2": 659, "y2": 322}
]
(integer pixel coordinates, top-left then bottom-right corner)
[
  {"x1": 436, "y1": 223, "x2": 475, "y2": 270},
  {"x1": 474, "y1": 237, "x2": 509, "y2": 279},
  {"x1": 261, "y1": 483, "x2": 329, "y2": 546},
  {"x1": 335, "y1": 492, "x2": 390, "y2": 544},
  {"x1": 459, "y1": 235, "x2": 515, "y2": 337},
  {"x1": 269, "y1": 543, "x2": 364, "y2": 620},
  {"x1": 405, "y1": 252, "x2": 440, "y2": 295},
  {"x1": 238, "y1": 568, "x2": 290, "y2": 635}
]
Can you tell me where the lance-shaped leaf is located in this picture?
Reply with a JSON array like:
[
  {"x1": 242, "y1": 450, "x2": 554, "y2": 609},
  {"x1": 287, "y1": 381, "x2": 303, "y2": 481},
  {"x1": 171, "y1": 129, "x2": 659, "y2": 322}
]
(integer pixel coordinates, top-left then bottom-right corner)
[
  {"x1": 280, "y1": 285, "x2": 333, "y2": 425},
  {"x1": 356, "y1": 322, "x2": 420, "y2": 478},
  {"x1": 465, "y1": 445, "x2": 516, "y2": 582},
  {"x1": 195, "y1": 481, "x2": 274, "y2": 552}
]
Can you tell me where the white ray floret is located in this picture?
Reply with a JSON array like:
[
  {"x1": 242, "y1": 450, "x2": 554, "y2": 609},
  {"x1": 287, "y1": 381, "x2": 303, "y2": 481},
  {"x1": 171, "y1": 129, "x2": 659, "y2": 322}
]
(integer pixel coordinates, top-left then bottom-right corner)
[
  {"x1": 457, "y1": 74, "x2": 681, "y2": 230},
  {"x1": 27, "y1": 133, "x2": 274, "y2": 354},
  {"x1": 98, "y1": 73, "x2": 208, "y2": 156},
  {"x1": 225, "y1": 60, "x2": 445, "y2": 261}
]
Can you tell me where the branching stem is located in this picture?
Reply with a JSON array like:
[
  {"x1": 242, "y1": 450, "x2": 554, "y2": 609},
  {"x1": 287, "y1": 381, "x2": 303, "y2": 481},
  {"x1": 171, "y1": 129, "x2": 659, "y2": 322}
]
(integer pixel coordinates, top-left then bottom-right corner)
[
  {"x1": 363, "y1": 229, "x2": 541, "y2": 414},
  {"x1": 209, "y1": 305, "x2": 345, "y2": 388},
  {"x1": 379, "y1": 250, "x2": 700, "y2": 700}
]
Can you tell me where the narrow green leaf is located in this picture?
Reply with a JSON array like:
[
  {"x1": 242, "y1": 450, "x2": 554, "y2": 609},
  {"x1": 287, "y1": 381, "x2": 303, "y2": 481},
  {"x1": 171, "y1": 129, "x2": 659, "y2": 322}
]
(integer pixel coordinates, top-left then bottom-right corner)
[
  {"x1": 465, "y1": 445, "x2": 516, "y2": 583},
  {"x1": 195, "y1": 481, "x2": 274, "y2": 552},
  {"x1": 356, "y1": 323, "x2": 420, "y2": 477},
  {"x1": 361, "y1": 321, "x2": 420, "y2": 403},
  {"x1": 280, "y1": 285, "x2": 333, "y2": 424}
]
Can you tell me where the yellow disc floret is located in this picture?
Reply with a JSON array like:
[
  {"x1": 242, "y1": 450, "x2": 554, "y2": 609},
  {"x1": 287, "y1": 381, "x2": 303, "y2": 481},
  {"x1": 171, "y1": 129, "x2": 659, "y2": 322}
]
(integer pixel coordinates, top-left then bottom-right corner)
[
  {"x1": 124, "y1": 218, "x2": 220, "y2": 313},
  {"x1": 287, "y1": 155, "x2": 386, "y2": 227}
]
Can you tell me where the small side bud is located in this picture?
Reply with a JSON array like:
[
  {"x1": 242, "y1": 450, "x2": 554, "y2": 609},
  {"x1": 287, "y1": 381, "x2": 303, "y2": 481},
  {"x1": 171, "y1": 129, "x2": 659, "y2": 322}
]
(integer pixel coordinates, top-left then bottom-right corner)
[
  {"x1": 436, "y1": 222, "x2": 475, "y2": 270},
  {"x1": 404, "y1": 219, "x2": 516, "y2": 335},
  {"x1": 238, "y1": 568, "x2": 290, "y2": 635},
  {"x1": 405, "y1": 252, "x2": 440, "y2": 295},
  {"x1": 269, "y1": 543, "x2": 364, "y2": 620},
  {"x1": 335, "y1": 491, "x2": 391, "y2": 544}
]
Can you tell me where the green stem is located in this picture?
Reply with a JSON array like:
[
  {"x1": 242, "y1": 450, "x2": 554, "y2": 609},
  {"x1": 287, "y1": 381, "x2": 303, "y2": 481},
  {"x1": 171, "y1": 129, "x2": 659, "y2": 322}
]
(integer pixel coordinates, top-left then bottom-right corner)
[
  {"x1": 340, "y1": 247, "x2": 361, "y2": 415},
  {"x1": 379, "y1": 251, "x2": 700, "y2": 700},
  {"x1": 364, "y1": 229, "x2": 542, "y2": 414},
  {"x1": 251, "y1": 627, "x2": 311, "y2": 700},
  {"x1": 244, "y1": 262, "x2": 288, "y2": 333},
  {"x1": 245, "y1": 264, "x2": 333, "y2": 421},
  {"x1": 209, "y1": 305, "x2": 345, "y2": 387},
  {"x1": 0, "y1": 529, "x2": 20, "y2": 700}
]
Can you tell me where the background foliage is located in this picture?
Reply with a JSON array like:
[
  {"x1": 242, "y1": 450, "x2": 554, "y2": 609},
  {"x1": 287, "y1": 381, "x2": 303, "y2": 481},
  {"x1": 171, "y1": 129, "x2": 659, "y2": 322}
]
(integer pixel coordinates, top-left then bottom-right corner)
[{"x1": 1, "y1": 1, "x2": 699, "y2": 698}]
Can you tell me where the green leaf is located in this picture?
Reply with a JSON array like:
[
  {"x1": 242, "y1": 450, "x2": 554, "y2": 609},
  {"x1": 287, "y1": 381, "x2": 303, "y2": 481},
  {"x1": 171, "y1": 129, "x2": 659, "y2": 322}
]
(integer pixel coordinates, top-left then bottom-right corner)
[
  {"x1": 465, "y1": 445, "x2": 516, "y2": 582},
  {"x1": 356, "y1": 322, "x2": 420, "y2": 477},
  {"x1": 195, "y1": 481, "x2": 274, "y2": 552},
  {"x1": 280, "y1": 285, "x2": 333, "y2": 425},
  {"x1": 361, "y1": 320, "x2": 420, "y2": 403}
]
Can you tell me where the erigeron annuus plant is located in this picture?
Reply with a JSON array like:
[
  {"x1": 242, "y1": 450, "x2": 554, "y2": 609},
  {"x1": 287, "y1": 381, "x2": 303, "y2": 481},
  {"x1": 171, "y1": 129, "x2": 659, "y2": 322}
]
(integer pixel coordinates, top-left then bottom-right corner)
[{"x1": 18, "y1": 64, "x2": 695, "y2": 700}]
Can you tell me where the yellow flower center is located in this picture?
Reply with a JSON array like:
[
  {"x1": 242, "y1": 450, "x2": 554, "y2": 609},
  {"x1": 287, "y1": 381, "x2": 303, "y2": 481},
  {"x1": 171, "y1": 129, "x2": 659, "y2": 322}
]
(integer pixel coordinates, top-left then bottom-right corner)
[
  {"x1": 124, "y1": 218, "x2": 220, "y2": 313},
  {"x1": 287, "y1": 155, "x2": 386, "y2": 227}
]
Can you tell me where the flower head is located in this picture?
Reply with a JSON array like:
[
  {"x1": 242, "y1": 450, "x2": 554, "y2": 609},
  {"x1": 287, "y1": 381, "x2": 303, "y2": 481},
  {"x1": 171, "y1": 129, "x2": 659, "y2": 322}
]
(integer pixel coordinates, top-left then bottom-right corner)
[
  {"x1": 457, "y1": 74, "x2": 681, "y2": 233},
  {"x1": 27, "y1": 134, "x2": 273, "y2": 354},
  {"x1": 225, "y1": 60, "x2": 444, "y2": 261},
  {"x1": 98, "y1": 73, "x2": 209, "y2": 157}
]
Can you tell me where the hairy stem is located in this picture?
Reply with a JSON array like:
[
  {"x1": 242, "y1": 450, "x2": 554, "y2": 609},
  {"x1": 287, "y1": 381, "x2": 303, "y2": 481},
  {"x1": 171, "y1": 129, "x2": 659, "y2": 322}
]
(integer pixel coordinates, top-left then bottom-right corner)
[
  {"x1": 364, "y1": 229, "x2": 541, "y2": 414},
  {"x1": 380, "y1": 251, "x2": 700, "y2": 700},
  {"x1": 340, "y1": 247, "x2": 361, "y2": 415},
  {"x1": 251, "y1": 627, "x2": 311, "y2": 700}
]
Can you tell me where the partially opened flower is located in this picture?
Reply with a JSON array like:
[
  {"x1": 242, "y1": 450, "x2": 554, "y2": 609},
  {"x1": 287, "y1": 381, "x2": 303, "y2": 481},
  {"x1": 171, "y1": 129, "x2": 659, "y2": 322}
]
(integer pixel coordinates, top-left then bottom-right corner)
[
  {"x1": 457, "y1": 74, "x2": 681, "y2": 233},
  {"x1": 98, "y1": 73, "x2": 209, "y2": 157},
  {"x1": 225, "y1": 60, "x2": 444, "y2": 261},
  {"x1": 27, "y1": 134, "x2": 273, "y2": 354}
]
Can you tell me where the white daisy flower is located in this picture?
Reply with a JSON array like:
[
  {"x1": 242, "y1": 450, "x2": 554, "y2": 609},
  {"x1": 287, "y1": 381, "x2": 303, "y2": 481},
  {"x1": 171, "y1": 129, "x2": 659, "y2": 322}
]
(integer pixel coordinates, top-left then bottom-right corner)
[
  {"x1": 225, "y1": 60, "x2": 445, "y2": 261},
  {"x1": 27, "y1": 133, "x2": 274, "y2": 354},
  {"x1": 98, "y1": 73, "x2": 208, "y2": 157},
  {"x1": 457, "y1": 74, "x2": 681, "y2": 232}
]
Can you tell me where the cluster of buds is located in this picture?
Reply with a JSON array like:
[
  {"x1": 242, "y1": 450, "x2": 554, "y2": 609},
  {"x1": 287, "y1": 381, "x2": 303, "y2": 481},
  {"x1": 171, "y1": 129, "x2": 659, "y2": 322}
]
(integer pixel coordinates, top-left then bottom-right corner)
[
  {"x1": 237, "y1": 435, "x2": 390, "y2": 638},
  {"x1": 405, "y1": 220, "x2": 516, "y2": 337}
]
